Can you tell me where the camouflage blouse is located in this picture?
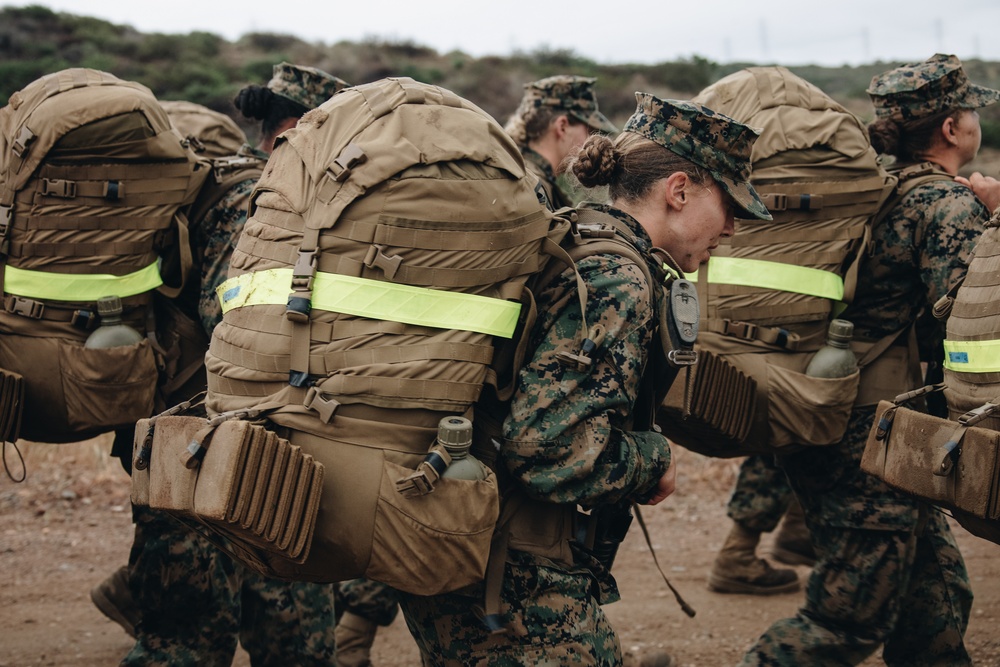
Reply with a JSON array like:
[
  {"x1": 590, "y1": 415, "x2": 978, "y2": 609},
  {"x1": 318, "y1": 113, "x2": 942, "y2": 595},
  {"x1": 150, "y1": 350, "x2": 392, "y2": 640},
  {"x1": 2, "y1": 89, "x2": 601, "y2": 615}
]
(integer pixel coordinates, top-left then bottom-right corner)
[
  {"x1": 842, "y1": 169, "x2": 988, "y2": 344},
  {"x1": 500, "y1": 204, "x2": 671, "y2": 509},
  {"x1": 193, "y1": 144, "x2": 267, "y2": 335}
]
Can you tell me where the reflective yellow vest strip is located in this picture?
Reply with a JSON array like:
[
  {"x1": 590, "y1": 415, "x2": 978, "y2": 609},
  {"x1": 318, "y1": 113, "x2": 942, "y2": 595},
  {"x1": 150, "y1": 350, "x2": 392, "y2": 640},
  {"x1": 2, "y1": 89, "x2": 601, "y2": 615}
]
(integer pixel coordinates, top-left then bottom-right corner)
[
  {"x1": 217, "y1": 268, "x2": 522, "y2": 338},
  {"x1": 4, "y1": 262, "x2": 163, "y2": 301},
  {"x1": 944, "y1": 339, "x2": 1000, "y2": 373},
  {"x1": 685, "y1": 256, "x2": 845, "y2": 301}
]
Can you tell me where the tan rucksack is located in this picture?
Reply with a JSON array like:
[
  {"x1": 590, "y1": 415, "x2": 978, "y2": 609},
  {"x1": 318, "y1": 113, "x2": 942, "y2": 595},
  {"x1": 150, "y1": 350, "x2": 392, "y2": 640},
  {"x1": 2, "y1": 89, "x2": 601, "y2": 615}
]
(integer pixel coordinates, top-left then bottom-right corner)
[
  {"x1": 659, "y1": 66, "x2": 901, "y2": 457},
  {"x1": 0, "y1": 68, "x2": 207, "y2": 443},
  {"x1": 189, "y1": 77, "x2": 574, "y2": 595},
  {"x1": 861, "y1": 218, "x2": 1000, "y2": 546}
]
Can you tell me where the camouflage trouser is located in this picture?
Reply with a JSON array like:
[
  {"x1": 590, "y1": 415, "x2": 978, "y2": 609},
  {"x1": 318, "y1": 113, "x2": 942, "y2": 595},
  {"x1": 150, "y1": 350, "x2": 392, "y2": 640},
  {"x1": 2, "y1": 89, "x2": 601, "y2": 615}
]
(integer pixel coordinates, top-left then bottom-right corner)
[
  {"x1": 398, "y1": 550, "x2": 621, "y2": 667},
  {"x1": 120, "y1": 505, "x2": 338, "y2": 667},
  {"x1": 726, "y1": 454, "x2": 792, "y2": 533},
  {"x1": 336, "y1": 578, "x2": 400, "y2": 626},
  {"x1": 740, "y1": 407, "x2": 974, "y2": 666}
]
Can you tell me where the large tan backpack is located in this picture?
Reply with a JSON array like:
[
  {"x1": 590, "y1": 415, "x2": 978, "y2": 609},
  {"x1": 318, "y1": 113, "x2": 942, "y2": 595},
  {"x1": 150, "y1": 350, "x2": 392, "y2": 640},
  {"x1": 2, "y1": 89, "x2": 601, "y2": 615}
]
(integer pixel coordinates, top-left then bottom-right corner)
[
  {"x1": 659, "y1": 66, "x2": 899, "y2": 457},
  {"x1": 195, "y1": 77, "x2": 570, "y2": 594},
  {"x1": 0, "y1": 69, "x2": 207, "y2": 443},
  {"x1": 861, "y1": 219, "x2": 1000, "y2": 546}
]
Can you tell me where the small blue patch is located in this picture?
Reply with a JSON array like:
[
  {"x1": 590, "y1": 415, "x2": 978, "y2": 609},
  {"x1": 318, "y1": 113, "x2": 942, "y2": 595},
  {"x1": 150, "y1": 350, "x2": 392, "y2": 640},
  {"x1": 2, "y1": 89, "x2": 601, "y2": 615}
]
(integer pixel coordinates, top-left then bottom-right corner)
[
  {"x1": 949, "y1": 351, "x2": 969, "y2": 364},
  {"x1": 222, "y1": 286, "x2": 241, "y2": 303}
]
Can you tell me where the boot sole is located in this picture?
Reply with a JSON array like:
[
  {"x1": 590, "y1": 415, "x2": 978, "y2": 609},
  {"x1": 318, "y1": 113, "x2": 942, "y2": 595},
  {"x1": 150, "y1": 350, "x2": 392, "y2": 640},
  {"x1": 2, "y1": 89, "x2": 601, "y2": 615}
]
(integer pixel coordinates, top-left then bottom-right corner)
[
  {"x1": 90, "y1": 586, "x2": 138, "y2": 638},
  {"x1": 706, "y1": 572, "x2": 800, "y2": 596},
  {"x1": 771, "y1": 544, "x2": 817, "y2": 568}
]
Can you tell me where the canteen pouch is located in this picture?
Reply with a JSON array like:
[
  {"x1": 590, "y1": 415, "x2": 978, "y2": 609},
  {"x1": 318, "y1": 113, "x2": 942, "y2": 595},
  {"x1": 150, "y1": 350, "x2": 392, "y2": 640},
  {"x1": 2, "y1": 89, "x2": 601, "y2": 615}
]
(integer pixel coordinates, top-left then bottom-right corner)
[
  {"x1": 278, "y1": 428, "x2": 499, "y2": 595},
  {"x1": 0, "y1": 332, "x2": 157, "y2": 441},
  {"x1": 660, "y1": 347, "x2": 859, "y2": 457},
  {"x1": 861, "y1": 400, "x2": 1000, "y2": 545},
  {"x1": 130, "y1": 415, "x2": 323, "y2": 563},
  {"x1": 367, "y1": 458, "x2": 499, "y2": 596}
]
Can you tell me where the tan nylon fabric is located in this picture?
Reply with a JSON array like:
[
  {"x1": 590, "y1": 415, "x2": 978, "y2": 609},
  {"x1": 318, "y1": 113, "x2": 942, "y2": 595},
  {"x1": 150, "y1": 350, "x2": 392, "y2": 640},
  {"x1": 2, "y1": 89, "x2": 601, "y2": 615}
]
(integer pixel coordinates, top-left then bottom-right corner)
[
  {"x1": 205, "y1": 77, "x2": 555, "y2": 592},
  {"x1": 0, "y1": 68, "x2": 207, "y2": 443},
  {"x1": 691, "y1": 66, "x2": 897, "y2": 335},
  {"x1": 943, "y1": 223, "x2": 1000, "y2": 430},
  {"x1": 161, "y1": 100, "x2": 247, "y2": 159},
  {"x1": 660, "y1": 67, "x2": 893, "y2": 457}
]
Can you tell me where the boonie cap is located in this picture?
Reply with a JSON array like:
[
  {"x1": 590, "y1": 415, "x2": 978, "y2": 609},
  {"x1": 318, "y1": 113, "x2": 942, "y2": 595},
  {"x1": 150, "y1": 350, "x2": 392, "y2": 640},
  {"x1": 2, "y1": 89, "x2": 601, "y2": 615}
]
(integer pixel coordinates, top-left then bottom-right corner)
[
  {"x1": 868, "y1": 53, "x2": 1000, "y2": 122},
  {"x1": 518, "y1": 75, "x2": 618, "y2": 133},
  {"x1": 267, "y1": 62, "x2": 350, "y2": 111},
  {"x1": 623, "y1": 93, "x2": 771, "y2": 221}
]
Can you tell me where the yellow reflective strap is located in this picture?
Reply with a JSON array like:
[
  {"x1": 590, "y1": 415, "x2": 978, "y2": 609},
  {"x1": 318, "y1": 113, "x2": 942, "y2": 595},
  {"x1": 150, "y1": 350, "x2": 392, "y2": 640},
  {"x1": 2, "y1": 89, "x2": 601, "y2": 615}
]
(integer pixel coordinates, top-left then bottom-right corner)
[
  {"x1": 217, "y1": 268, "x2": 522, "y2": 338},
  {"x1": 944, "y1": 339, "x2": 1000, "y2": 373},
  {"x1": 684, "y1": 257, "x2": 844, "y2": 301},
  {"x1": 4, "y1": 262, "x2": 163, "y2": 301}
]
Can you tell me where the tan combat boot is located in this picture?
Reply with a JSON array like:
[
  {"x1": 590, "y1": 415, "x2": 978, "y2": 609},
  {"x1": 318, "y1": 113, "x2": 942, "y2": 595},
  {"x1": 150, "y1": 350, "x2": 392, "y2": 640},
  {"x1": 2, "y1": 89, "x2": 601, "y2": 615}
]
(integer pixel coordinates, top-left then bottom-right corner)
[
  {"x1": 90, "y1": 565, "x2": 140, "y2": 637},
  {"x1": 771, "y1": 499, "x2": 817, "y2": 567},
  {"x1": 708, "y1": 522, "x2": 799, "y2": 595},
  {"x1": 335, "y1": 611, "x2": 379, "y2": 667}
]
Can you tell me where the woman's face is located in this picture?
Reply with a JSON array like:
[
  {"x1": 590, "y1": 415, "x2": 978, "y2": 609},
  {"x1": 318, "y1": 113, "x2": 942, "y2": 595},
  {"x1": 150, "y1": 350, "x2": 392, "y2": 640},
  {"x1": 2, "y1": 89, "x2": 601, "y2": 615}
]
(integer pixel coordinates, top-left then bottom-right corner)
[{"x1": 654, "y1": 179, "x2": 735, "y2": 273}]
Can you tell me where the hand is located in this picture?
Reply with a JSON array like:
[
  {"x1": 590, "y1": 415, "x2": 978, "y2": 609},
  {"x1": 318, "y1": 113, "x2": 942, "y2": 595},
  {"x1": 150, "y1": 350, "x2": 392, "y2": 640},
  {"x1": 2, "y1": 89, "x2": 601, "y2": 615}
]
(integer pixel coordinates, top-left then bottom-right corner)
[
  {"x1": 956, "y1": 172, "x2": 1000, "y2": 213},
  {"x1": 642, "y1": 459, "x2": 677, "y2": 506}
]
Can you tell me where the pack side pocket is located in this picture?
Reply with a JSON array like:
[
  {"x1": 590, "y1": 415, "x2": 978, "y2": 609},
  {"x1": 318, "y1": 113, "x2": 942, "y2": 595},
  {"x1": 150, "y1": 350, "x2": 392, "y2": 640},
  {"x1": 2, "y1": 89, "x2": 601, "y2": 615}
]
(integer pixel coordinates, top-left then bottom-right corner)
[
  {"x1": 767, "y1": 364, "x2": 860, "y2": 448},
  {"x1": 60, "y1": 339, "x2": 158, "y2": 432},
  {"x1": 367, "y1": 458, "x2": 500, "y2": 596}
]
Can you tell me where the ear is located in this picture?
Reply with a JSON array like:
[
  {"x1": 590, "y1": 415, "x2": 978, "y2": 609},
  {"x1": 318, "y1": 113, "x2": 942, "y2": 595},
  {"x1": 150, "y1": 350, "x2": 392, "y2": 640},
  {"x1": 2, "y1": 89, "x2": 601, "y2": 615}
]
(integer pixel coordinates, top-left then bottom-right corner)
[
  {"x1": 662, "y1": 172, "x2": 690, "y2": 211},
  {"x1": 552, "y1": 114, "x2": 571, "y2": 138},
  {"x1": 941, "y1": 115, "x2": 960, "y2": 147}
]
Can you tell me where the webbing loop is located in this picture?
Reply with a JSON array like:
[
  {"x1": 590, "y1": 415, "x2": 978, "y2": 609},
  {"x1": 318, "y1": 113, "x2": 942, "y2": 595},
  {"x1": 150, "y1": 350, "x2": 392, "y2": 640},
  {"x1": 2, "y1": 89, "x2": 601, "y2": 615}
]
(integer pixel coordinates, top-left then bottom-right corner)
[
  {"x1": 217, "y1": 268, "x2": 522, "y2": 338},
  {"x1": 943, "y1": 339, "x2": 1000, "y2": 373},
  {"x1": 685, "y1": 256, "x2": 844, "y2": 301},
  {"x1": 4, "y1": 262, "x2": 162, "y2": 301}
]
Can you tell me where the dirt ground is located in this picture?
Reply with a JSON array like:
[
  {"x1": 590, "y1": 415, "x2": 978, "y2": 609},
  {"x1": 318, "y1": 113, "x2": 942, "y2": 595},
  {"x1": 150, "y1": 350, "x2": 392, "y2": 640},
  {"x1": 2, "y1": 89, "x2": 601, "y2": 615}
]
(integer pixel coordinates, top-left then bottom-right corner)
[{"x1": 1, "y1": 435, "x2": 998, "y2": 667}]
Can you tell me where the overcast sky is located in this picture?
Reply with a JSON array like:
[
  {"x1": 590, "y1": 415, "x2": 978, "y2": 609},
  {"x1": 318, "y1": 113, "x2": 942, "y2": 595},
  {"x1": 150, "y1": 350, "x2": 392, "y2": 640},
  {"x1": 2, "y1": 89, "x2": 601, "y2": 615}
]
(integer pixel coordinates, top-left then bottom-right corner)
[{"x1": 18, "y1": 0, "x2": 1000, "y2": 66}]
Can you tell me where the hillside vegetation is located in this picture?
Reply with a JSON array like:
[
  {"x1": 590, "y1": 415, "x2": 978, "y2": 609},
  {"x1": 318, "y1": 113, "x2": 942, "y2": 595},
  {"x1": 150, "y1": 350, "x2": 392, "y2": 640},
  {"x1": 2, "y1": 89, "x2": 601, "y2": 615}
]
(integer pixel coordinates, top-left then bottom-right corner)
[{"x1": 5, "y1": 4, "x2": 1000, "y2": 149}]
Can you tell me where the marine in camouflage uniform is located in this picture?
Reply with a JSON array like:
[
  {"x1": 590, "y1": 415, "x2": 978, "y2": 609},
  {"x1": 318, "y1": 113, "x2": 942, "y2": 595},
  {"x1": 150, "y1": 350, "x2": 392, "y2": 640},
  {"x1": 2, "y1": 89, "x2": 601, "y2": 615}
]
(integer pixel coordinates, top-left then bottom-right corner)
[
  {"x1": 741, "y1": 53, "x2": 991, "y2": 667},
  {"x1": 121, "y1": 63, "x2": 349, "y2": 667},
  {"x1": 506, "y1": 75, "x2": 617, "y2": 210},
  {"x1": 401, "y1": 95, "x2": 770, "y2": 666}
]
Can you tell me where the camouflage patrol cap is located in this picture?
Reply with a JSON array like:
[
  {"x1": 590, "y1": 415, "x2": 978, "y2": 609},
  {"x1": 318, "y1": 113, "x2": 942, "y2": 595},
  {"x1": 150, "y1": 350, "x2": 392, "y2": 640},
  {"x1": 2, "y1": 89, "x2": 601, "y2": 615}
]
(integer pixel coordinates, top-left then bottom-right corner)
[
  {"x1": 267, "y1": 62, "x2": 350, "y2": 111},
  {"x1": 518, "y1": 75, "x2": 618, "y2": 133},
  {"x1": 868, "y1": 53, "x2": 1000, "y2": 122},
  {"x1": 623, "y1": 93, "x2": 771, "y2": 221}
]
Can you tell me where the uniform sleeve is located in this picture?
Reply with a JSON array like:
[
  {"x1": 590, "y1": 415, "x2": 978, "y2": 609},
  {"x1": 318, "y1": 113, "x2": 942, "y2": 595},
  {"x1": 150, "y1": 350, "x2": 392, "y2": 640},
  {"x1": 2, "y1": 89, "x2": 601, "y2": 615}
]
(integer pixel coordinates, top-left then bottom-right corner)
[
  {"x1": 192, "y1": 178, "x2": 255, "y2": 336},
  {"x1": 914, "y1": 182, "x2": 988, "y2": 305},
  {"x1": 500, "y1": 254, "x2": 671, "y2": 507}
]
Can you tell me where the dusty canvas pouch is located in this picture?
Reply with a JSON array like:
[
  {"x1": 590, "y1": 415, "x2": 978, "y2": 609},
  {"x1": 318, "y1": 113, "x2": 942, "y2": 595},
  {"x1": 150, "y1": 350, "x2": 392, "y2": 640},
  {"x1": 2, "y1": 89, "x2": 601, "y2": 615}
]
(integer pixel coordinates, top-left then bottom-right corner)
[
  {"x1": 862, "y1": 398, "x2": 1000, "y2": 545},
  {"x1": 130, "y1": 414, "x2": 324, "y2": 563}
]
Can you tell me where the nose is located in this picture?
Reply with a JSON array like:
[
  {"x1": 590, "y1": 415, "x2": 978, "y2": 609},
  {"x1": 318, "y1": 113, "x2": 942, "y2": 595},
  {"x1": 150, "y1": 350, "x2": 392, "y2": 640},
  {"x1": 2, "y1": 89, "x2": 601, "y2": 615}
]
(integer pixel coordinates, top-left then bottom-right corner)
[{"x1": 721, "y1": 210, "x2": 735, "y2": 238}]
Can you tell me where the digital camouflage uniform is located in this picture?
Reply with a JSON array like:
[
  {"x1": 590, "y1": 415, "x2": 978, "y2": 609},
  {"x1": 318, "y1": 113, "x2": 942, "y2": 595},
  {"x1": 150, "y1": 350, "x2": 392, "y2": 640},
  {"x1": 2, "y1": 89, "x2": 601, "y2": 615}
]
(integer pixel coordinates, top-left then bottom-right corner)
[
  {"x1": 401, "y1": 95, "x2": 770, "y2": 667},
  {"x1": 741, "y1": 53, "x2": 994, "y2": 667},
  {"x1": 122, "y1": 63, "x2": 348, "y2": 667},
  {"x1": 510, "y1": 75, "x2": 618, "y2": 211},
  {"x1": 727, "y1": 455, "x2": 792, "y2": 534}
]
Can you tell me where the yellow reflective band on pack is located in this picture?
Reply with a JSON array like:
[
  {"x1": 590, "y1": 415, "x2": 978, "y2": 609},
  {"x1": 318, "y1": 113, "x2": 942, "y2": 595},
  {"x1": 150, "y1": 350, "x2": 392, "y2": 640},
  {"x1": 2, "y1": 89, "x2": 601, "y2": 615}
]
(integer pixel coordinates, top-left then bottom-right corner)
[
  {"x1": 944, "y1": 339, "x2": 1000, "y2": 373},
  {"x1": 217, "y1": 268, "x2": 522, "y2": 338},
  {"x1": 684, "y1": 257, "x2": 844, "y2": 301},
  {"x1": 4, "y1": 262, "x2": 163, "y2": 301}
]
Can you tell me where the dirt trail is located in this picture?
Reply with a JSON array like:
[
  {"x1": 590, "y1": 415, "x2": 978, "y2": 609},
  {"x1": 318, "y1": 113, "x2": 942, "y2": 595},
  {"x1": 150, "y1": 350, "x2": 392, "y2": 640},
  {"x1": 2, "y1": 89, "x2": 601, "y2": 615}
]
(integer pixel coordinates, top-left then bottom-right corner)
[{"x1": 1, "y1": 438, "x2": 998, "y2": 666}]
